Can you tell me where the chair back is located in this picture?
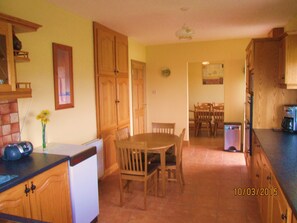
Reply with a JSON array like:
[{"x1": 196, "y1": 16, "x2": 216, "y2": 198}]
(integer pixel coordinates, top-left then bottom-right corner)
[
  {"x1": 152, "y1": 122, "x2": 175, "y2": 134},
  {"x1": 194, "y1": 105, "x2": 212, "y2": 122},
  {"x1": 116, "y1": 127, "x2": 130, "y2": 141},
  {"x1": 213, "y1": 105, "x2": 224, "y2": 123},
  {"x1": 176, "y1": 128, "x2": 186, "y2": 165},
  {"x1": 115, "y1": 141, "x2": 147, "y2": 176}
]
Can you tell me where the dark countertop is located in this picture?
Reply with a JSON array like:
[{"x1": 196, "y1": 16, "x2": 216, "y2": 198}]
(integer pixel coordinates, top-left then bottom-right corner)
[
  {"x1": 253, "y1": 129, "x2": 297, "y2": 217},
  {"x1": 0, "y1": 152, "x2": 69, "y2": 193}
]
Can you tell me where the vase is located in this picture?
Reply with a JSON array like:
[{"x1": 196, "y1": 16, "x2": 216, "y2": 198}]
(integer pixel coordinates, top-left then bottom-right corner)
[{"x1": 42, "y1": 125, "x2": 47, "y2": 150}]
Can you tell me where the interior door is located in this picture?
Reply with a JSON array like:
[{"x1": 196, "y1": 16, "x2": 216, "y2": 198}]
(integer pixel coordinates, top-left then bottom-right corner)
[{"x1": 132, "y1": 60, "x2": 146, "y2": 134}]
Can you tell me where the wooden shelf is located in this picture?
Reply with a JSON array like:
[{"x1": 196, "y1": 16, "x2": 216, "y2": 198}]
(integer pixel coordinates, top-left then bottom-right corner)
[
  {"x1": 0, "y1": 82, "x2": 32, "y2": 100},
  {"x1": 14, "y1": 50, "x2": 30, "y2": 62},
  {"x1": 0, "y1": 12, "x2": 41, "y2": 33}
]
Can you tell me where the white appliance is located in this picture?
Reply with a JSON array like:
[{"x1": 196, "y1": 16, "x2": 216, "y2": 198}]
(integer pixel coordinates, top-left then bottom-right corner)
[{"x1": 34, "y1": 141, "x2": 101, "y2": 223}]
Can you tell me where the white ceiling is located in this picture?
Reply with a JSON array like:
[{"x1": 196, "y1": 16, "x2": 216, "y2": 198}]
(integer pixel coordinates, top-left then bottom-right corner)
[{"x1": 47, "y1": 0, "x2": 297, "y2": 45}]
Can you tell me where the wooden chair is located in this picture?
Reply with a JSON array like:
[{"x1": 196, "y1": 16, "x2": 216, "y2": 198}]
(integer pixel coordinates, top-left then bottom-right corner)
[
  {"x1": 159, "y1": 128, "x2": 186, "y2": 191},
  {"x1": 212, "y1": 105, "x2": 224, "y2": 137},
  {"x1": 194, "y1": 105, "x2": 212, "y2": 136},
  {"x1": 115, "y1": 141, "x2": 158, "y2": 209},
  {"x1": 152, "y1": 122, "x2": 175, "y2": 135},
  {"x1": 116, "y1": 127, "x2": 130, "y2": 141}
]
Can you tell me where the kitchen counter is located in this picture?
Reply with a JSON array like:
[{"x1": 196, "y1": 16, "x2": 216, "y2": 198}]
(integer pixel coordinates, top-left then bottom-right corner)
[
  {"x1": 0, "y1": 152, "x2": 69, "y2": 193},
  {"x1": 254, "y1": 129, "x2": 297, "y2": 216}
]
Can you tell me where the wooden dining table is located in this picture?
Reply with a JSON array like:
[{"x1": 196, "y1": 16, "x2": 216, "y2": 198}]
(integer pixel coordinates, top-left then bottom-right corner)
[{"x1": 124, "y1": 133, "x2": 179, "y2": 197}]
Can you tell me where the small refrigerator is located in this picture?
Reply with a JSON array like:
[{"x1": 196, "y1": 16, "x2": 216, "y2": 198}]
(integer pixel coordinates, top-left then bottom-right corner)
[{"x1": 224, "y1": 122, "x2": 241, "y2": 152}]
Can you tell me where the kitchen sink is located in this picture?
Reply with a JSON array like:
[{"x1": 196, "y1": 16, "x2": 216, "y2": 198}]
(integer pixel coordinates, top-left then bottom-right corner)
[{"x1": 0, "y1": 174, "x2": 18, "y2": 185}]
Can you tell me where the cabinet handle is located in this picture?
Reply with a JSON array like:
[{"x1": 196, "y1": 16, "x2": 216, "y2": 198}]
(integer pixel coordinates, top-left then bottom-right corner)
[
  {"x1": 281, "y1": 213, "x2": 287, "y2": 220},
  {"x1": 267, "y1": 175, "x2": 271, "y2": 181},
  {"x1": 30, "y1": 182, "x2": 36, "y2": 193},
  {"x1": 256, "y1": 174, "x2": 260, "y2": 178},
  {"x1": 24, "y1": 184, "x2": 30, "y2": 196},
  {"x1": 115, "y1": 100, "x2": 120, "y2": 103}
]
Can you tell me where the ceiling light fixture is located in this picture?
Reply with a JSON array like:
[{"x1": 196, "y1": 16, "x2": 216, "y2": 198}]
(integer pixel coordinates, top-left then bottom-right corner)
[{"x1": 175, "y1": 7, "x2": 194, "y2": 40}]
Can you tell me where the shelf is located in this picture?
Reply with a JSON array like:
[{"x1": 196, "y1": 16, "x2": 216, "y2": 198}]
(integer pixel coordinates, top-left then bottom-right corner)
[
  {"x1": 0, "y1": 12, "x2": 41, "y2": 33},
  {"x1": 0, "y1": 82, "x2": 32, "y2": 100},
  {"x1": 14, "y1": 50, "x2": 30, "y2": 62}
]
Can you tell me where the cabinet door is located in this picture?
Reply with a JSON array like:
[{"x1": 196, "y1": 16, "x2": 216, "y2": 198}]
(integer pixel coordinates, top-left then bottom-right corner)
[
  {"x1": 94, "y1": 24, "x2": 116, "y2": 76},
  {"x1": 116, "y1": 76, "x2": 130, "y2": 127},
  {"x1": 278, "y1": 37, "x2": 286, "y2": 84},
  {"x1": 284, "y1": 34, "x2": 297, "y2": 85},
  {"x1": 271, "y1": 176, "x2": 290, "y2": 223},
  {"x1": 29, "y1": 162, "x2": 72, "y2": 223},
  {"x1": 261, "y1": 155, "x2": 272, "y2": 223},
  {"x1": 98, "y1": 76, "x2": 117, "y2": 131},
  {"x1": 0, "y1": 21, "x2": 16, "y2": 92},
  {"x1": 0, "y1": 182, "x2": 31, "y2": 218},
  {"x1": 101, "y1": 129, "x2": 117, "y2": 173},
  {"x1": 115, "y1": 33, "x2": 128, "y2": 75}
]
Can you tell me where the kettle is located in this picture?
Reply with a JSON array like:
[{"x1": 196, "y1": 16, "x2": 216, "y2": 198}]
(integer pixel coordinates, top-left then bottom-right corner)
[{"x1": 2, "y1": 141, "x2": 33, "y2": 161}]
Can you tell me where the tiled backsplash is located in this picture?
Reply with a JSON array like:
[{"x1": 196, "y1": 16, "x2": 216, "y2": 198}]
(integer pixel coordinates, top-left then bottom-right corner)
[{"x1": 0, "y1": 100, "x2": 20, "y2": 155}]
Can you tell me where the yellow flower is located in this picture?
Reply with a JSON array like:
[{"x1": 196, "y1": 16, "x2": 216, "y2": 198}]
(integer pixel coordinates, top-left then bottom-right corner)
[{"x1": 36, "y1": 109, "x2": 50, "y2": 125}]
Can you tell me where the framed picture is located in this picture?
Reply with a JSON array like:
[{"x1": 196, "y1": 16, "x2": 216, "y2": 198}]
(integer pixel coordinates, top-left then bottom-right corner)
[
  {"x1": 202, "y1": 63, "x2": 224, "y2": 85},
  {"x1": 52, "y1": 43, "x2": 74, "y2": 110}
]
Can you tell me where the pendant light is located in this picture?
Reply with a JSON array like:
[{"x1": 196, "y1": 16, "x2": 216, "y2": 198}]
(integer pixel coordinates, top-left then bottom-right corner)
[{"x1": 175, "y1": 7, "x2": 194, "y2": 40}]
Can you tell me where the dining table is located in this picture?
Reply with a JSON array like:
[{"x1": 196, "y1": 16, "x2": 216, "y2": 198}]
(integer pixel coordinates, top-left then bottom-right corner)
[{"x1": 124, "y1": 133, "x2": 179, "y2": 197}]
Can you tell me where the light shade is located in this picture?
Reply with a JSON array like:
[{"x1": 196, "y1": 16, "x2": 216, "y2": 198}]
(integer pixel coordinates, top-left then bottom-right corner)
[{"x1": 175, "y1": 24, "x2": 194, "y2": 40}]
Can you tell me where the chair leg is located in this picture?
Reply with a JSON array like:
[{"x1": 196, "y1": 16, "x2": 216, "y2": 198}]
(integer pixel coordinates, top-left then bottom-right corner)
[
  {"x1": 180, "y1": 163, "x2": 185, "y2": 185},
  {"x1": 119, "y1": 177, "x2": 124, "y2": 207},
  {"x1": 144, "y1": 180, "x2": 147, "y2": 210},
  {"x1": 154, "y1": 173, "x2": 158, "y2": 196}
]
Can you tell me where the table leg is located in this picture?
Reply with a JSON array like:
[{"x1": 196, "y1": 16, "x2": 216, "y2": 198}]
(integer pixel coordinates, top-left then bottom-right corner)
[{"x1": 160, "y1": 149, "x2": 166, "y2": 197}]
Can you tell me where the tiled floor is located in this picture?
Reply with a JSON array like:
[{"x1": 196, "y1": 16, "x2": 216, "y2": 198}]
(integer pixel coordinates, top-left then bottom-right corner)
[{"x1": 97, "y1": 133, "x2": 262, "y2": 223}]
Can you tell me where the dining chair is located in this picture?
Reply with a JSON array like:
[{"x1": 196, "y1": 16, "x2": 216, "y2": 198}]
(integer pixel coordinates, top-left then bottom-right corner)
[
  {"x1": 212, "y1": 105, "x2": 224, "y2": 137},
  {"x1": 194, "y1": 105, "x2": 212, "y2": 136},
  {"x1": 115, "y1": 127, "x2": 130, "y2": 141},
  {"x1": 152, "y1": 122, "x2": 175, "y2": 135},
  {"x1": 159, "y1": 128, "x2": 186, "y2": 192},
  {"x1": 115, "y1": 141, "x2": 158, "y2": 210}
]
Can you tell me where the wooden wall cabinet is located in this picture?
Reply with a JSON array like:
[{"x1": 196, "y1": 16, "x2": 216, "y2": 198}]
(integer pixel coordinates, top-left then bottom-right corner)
[
  {"x1": 0, "y1": 13, "x2": 41, "y2": 100},
  {"x1": 0, "y1": 162, "x2": 72, "y2": 223},
  {"x1": 93, "y1": 22, "x2": 129, "y2": 176},
  {"x1": 278, "y1": 33, "x2": 297, "y2": 89}
]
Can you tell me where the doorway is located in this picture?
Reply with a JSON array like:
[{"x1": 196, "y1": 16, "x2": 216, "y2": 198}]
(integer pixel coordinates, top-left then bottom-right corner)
[
  {"x1": 131, "y1": 60, "x2": 147, "y2": 135},
  {"x1": 188, "y1": 62, "x2": 225, "y2": 139}
]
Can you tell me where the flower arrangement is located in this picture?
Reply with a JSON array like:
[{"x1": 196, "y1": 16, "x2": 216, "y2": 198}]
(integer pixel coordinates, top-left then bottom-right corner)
[{"x1": 36, "y1": 110, "x2": 50, "y2": 149}]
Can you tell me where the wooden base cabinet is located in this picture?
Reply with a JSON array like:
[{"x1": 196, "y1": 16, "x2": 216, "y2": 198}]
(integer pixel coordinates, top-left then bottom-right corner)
[{"x1": 0, "y1": 162, "x2": 72, "y2": 223}]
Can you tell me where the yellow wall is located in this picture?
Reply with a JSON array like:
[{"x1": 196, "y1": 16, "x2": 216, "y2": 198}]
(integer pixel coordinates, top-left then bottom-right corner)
[
  {"x1": 285, "y1": 13, "x2": 297, "y2": 31},
  {"x1": 188, "y1": 62, "x2": 224, "y2": 109},
  {"x1": 0, "y1": 0, "x2": 97, "y2": 145},
  {"x1": 146, "y1": 39, "x2": 250, "y2": 139}
]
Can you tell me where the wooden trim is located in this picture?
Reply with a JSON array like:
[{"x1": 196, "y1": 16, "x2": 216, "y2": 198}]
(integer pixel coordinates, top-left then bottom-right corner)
[{"x1": 0, "y1": 12, "x2": 41, "y2": 33}]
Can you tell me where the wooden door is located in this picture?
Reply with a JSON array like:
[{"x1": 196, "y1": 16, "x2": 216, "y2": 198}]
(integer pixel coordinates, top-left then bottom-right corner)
[
  {"x1": 98, "y1": 76, "x2": 117, "y2": 131},
  {"x1": 30, "y1": 162, "x2": 72, "y2": 223},
  {"x1": 0, "y1": 182, "x2": 31, "y2": 218},
  {"x1": 132, "y1": 60, "x2": 146, "y2": 134},
  {"x1": 115, "y1": 33, "x2": 128, "y2": 75},
  {"x1": 116, "y1": 76, "x2": 130, "y2": 128},
  {"x1": 93, "y1": 22, "x2": 115, "y2": 76}
]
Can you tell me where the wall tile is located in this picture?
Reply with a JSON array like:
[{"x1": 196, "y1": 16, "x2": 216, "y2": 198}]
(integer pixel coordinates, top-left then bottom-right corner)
[
  {"x1": 10, "y1": 113, "x2": 19, "y2": 123},
  {"x1": 0, "y1": 100, "x2": 20, "y2": 157},
  {"x1": 1, "y1": 114, "x2": 11, "y2": 124}
]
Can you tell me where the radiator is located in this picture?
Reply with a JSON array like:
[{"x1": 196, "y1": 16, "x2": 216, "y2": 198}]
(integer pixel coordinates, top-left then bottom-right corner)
[{"x1": 83, "y1": 138, "x2": 104, "y2": 179}]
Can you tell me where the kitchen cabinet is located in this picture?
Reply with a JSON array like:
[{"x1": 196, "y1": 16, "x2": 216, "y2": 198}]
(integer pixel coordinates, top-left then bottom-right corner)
[
  {"x1": 0, "y1": 13, "x2": 41, "y2": 100},
  {"x1": 245, "y1": 38, "x2": 297, "y2": 130},
  {"x1": 271, "y1": 176, "x2": 292, "y2": 223},
  {"x1": 251, "y1": 133, "x2": 293, "y2": 223},
  {"x1": 0, "y1": 162, "x2": 72, "y2": 223},
  {"x1": 93, "y1": 22, "x2": 129, "y2": 175},
  {"x1": 293, "y1": 215, "x2": 297, "y2": 223},
  {"x1": 278, "y1": 32, "x2": 297, "y2": 89}
]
